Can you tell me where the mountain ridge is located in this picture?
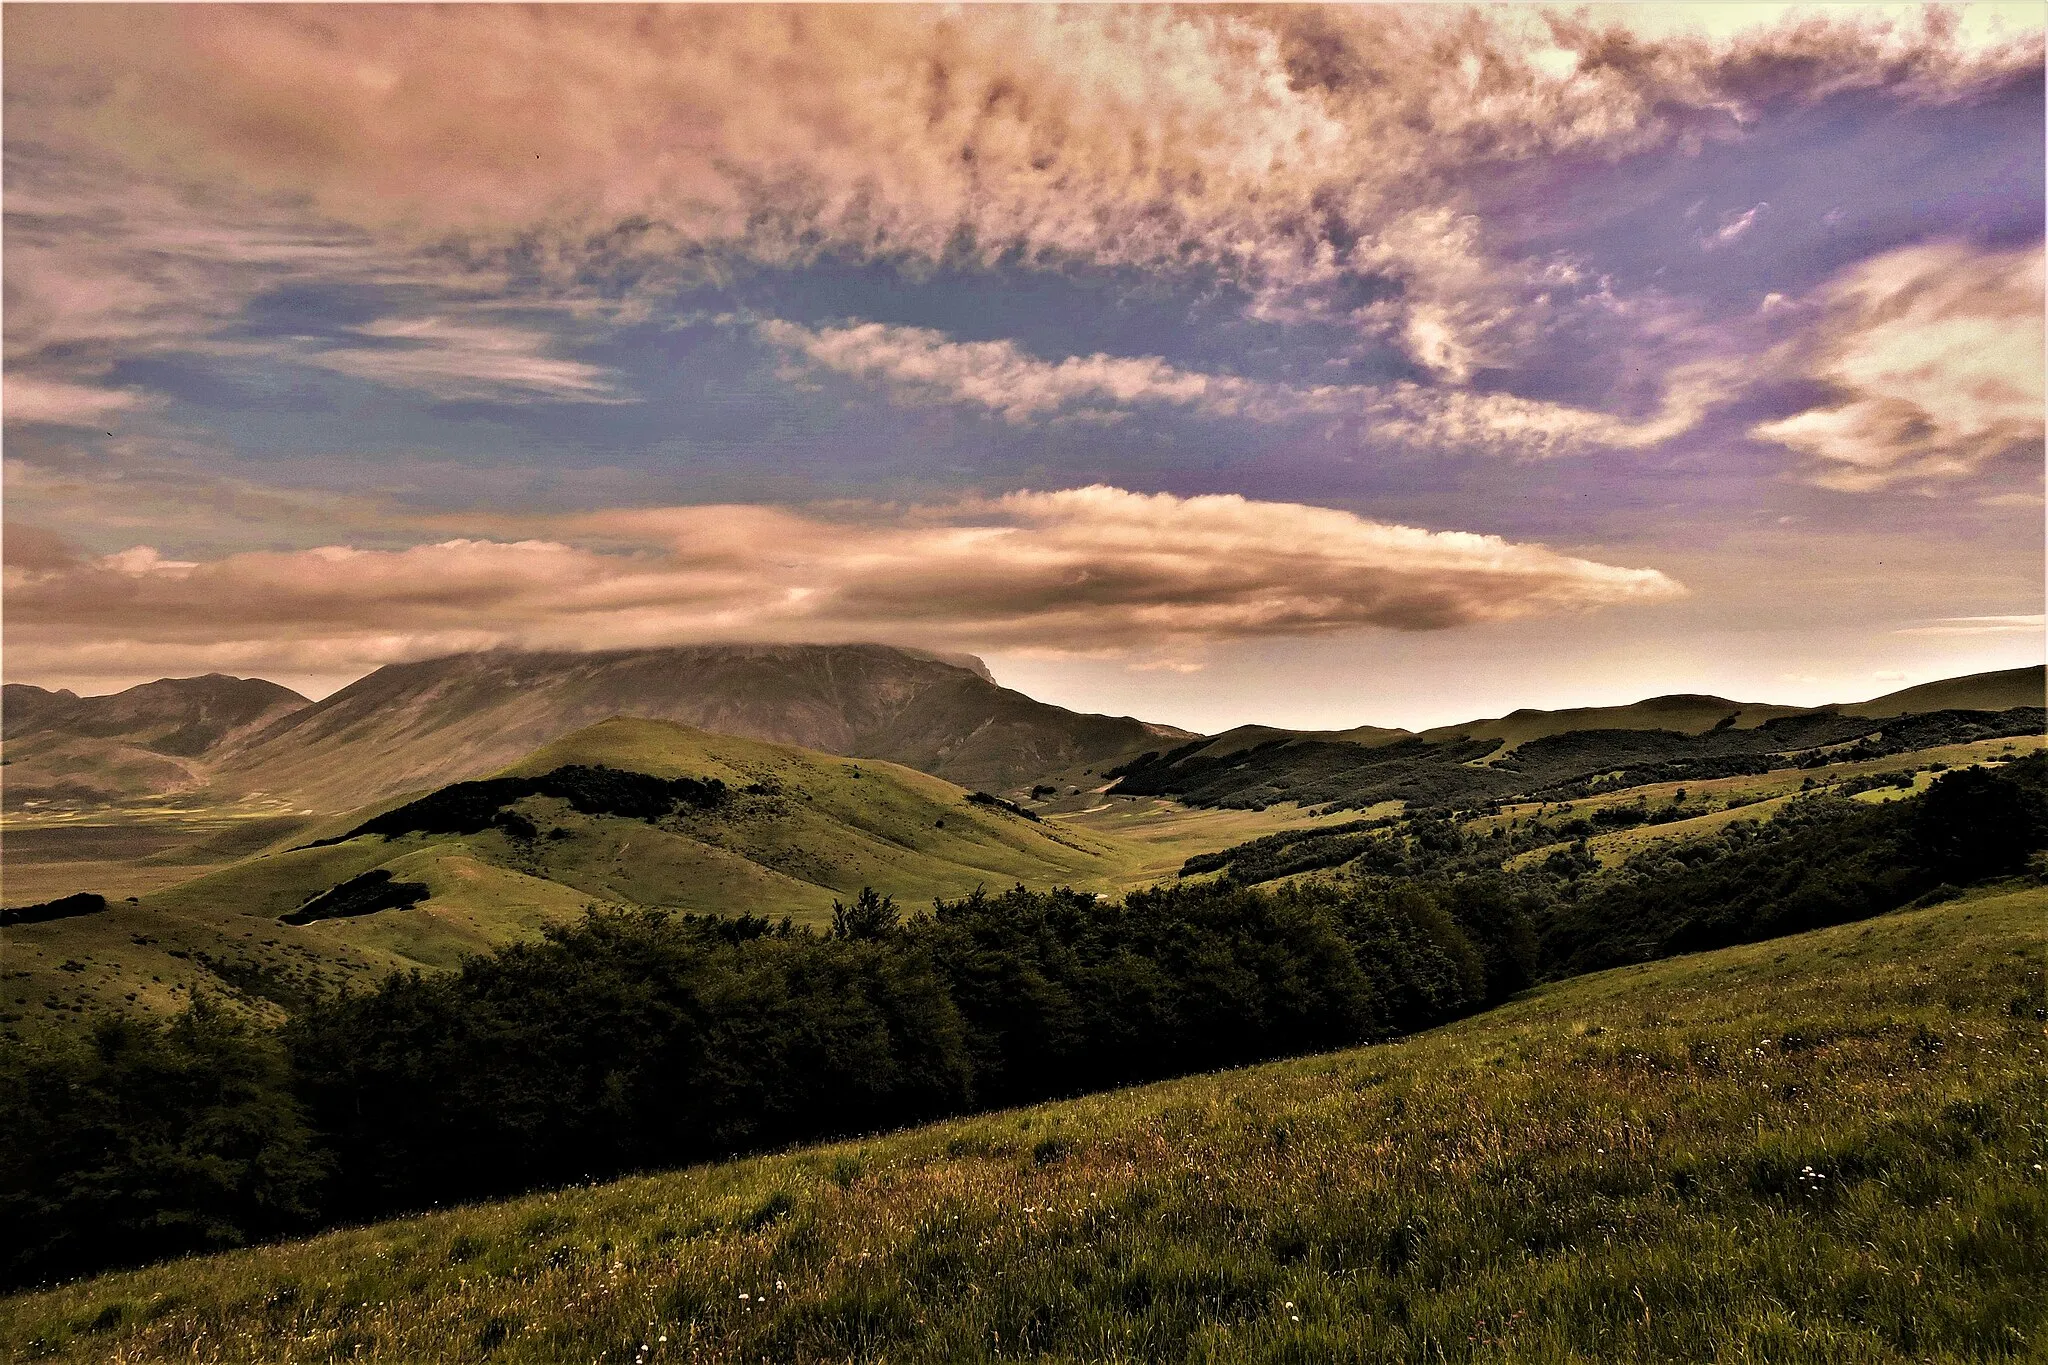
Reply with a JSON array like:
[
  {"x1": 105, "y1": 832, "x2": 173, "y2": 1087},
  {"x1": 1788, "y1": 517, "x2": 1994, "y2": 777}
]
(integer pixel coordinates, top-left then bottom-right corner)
[{"x1": 206, "y1": 643, "x2": 1191, "y2": 812}]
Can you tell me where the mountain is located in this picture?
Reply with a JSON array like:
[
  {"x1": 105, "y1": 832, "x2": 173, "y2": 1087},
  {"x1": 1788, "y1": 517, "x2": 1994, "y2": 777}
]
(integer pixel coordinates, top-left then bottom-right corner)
[
  {"x1": 1, "y1": 675, "x2": 310, "y2": 805},
  {"x1": 208, "y1": 644, "x2": 1190, "y2": 812},
  {"x1": 1107, "y1": 667, "x2": 2045, "y2": 811}
]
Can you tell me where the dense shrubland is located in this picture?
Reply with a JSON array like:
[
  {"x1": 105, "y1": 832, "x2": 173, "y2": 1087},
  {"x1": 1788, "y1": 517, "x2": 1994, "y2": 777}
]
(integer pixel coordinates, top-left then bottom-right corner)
[{"x1": 2, "y1": 756, "x2": 2040, "y2": 1290}]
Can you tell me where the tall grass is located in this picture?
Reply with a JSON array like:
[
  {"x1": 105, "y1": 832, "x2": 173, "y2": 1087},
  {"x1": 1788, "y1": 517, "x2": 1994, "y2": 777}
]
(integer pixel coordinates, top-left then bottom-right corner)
[{"x1": 4, "y1": 886, "x2": 2042, "y2": 1364}]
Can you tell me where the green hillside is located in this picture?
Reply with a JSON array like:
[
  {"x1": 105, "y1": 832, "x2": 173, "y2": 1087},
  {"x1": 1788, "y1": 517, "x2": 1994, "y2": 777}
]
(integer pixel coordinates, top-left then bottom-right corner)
[
  {"x1": 1419, "y1": 691, "x2": 1807, "y2": 751},
  {"x1": 0, "y1": 645, "x2": 1191, "y2": 905},
  {"x1": 6, "y1": 885, "x2": 2038, "y2": 1364},
  {"x1": 1840, "y1": 664, "x2": 2045, "y2": 718},
  {"x1": 1107, "y1": 667, "x2": 2044, "y2": 812},
  {"x1": 0, "y1": 720, "x2": 1215, "y2": 1032}
]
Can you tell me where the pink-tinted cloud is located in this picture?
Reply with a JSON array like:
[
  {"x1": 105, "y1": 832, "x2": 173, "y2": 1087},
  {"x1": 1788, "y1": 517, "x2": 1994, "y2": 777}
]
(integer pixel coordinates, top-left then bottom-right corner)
[
  {"x1": 6, "y1": 5, "x2": 2034, "y2": 392},
  {"x1": 302, "y1": 317, "x2": 630, "y2": 404},
  {"x1": 4, "y1": 486, "x2": 1685, "y2": 684},
  {"x1": 756, "y1": 317, "x2": 1733, "y2": 455},
  {"x1": 1751, "y1": 241, "x2": 2044, "y2": 490},
  {"x1": 2, "y1": 373, "x2": 160, "y2": 426}
]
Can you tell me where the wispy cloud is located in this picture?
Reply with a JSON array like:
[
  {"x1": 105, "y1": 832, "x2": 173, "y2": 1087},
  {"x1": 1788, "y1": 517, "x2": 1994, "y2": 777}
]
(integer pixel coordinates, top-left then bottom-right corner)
[
  {"x1": 1702, "y1": 202, "x2": 1769, "y2": 250},
  {"x1": 1751, "y1": 241, "x2": 2044, "y2": 491},
  {"x1": 1895, "y1": 613, "x2": 2045, "y2": 636},
  {"x1": 756, "y1": 316, "x2": 1732, "y2": 456},
  {"x1": 2, "y1": 374, "x2": 161, "y2": 427},
  {"x1": 4, "y1": 487, "x2": 1685, "y2": 684},
  {"x1": 300, "y1": 317, "x2": 630, "y2": 404},
  {"x1": 7, "y1": 5, "x2": 2034, "y2": 390}
]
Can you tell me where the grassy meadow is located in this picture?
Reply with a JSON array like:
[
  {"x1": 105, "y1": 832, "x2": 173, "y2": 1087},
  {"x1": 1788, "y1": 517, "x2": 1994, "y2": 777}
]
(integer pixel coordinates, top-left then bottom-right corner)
[
  {"x1": 1494, "y1": 734, "x2": 2046, "y2": 872},
  {"x1": 5, "y1": 884, "x2": 2040, "y2": 1364}
]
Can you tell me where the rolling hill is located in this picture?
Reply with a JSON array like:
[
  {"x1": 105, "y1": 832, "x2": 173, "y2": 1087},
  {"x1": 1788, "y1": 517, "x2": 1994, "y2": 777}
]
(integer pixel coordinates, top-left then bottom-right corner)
[
  {"x1": 1107, "y1": 665, "x2": 2044, "y2": 811},
  {"x1": 0, "y1": 719, "x2": 1161, "y2": 1030},
  {"x1": 1, "y1": 676, "x2": 310, "y2": 806},
  {"x1": 0, "y1": 645, "x2": 1192, "y2": 903},
  {"x1": 1836, "y1": 663, "x2": 2045, "y2": 717},
  {"x1": 6, "y1": 885, "x2": 2037, "y2": 1362}
]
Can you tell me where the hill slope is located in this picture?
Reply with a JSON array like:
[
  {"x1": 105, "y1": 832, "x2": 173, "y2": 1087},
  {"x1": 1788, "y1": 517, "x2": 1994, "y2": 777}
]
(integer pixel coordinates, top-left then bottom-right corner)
[
  {"x1": 0, "y1": 719, "x2": 1146, "y2": 1025},
  {"x1": 6, "y1": 885, "x2": 2037, "y2": 1363},
  {"x1": 1839, "y1": 663, "x2": 2044, "y2": 717},
  {"x1": 1109, "y1": 667, "x2": 2044, "y2": 811},
  {"x1": 1, "y1": 676, "x2": 309, "y2": 806},
  {"x1": 209, "y1": 644, "x2": 1188, "y2": 811}
]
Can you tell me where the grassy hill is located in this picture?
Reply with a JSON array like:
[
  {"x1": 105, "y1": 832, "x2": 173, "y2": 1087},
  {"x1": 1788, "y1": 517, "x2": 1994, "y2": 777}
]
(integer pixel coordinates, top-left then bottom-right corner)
[
  {"x1": 0, "y1": 720, "x2": 1245, "y2": 1034},
  {"x1": 1107, "y1": 667, "x2": 2044, "y2": 812},
  {"x1": 4, "y1": 885, "x2": 2037, "y2": 1363},
  {"x1": 0, "y1": 646, "x2": 1190, "y2": 903},
  {"x1": 1839, "y1": 664, "x2": 2044, "y2": 717},
  {"x1": 1, "y1": 676, "x2": 310, "y2": 808}
]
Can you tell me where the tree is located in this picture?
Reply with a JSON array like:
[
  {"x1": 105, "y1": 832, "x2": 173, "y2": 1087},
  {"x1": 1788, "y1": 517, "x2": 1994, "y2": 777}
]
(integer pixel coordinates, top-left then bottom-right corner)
[{"x1": 831, "y1": 887, "x2": 900, "y2": 941}]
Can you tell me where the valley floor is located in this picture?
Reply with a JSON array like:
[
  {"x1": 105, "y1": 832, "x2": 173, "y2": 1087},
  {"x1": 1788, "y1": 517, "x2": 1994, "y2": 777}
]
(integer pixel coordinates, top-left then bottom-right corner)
[{"x1": 4, "y1": 885, "x2": 2041, "y2": 1364}]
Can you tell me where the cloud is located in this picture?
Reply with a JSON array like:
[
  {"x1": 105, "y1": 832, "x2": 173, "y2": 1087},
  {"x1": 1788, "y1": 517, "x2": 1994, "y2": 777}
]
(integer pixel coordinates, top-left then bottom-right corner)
[
  {"x1": 1702, "y1": 202, "x2": 1768, "y2": 250},
  {"x1": 2, "y1": 524, "x2": 84, "y2": 572},
  {"x1": 3, "y1": 488, "x2": 1685, "y2": 684},
  {"x1": 299, "y1": 317, "x2": 630, "y2": 404},
  {"x1": 1894, "y1": 613, "x2": 2045, "y2": 636},
  {"x1": 756, "y1": 317, "x2": 1733, "y2": 455},
  {"x1": 753, "y1": 319, "x2": 1243, "y2": 425},
  {"x1": 1750, "y1": 241, "x2": 2044, "y2": 490},
  {"x1": 5, "y1": 5, "x2": 2035, "y2": 390},
  {"x1": 2, "y1": 373, "x2": 161, "y2": 426}
]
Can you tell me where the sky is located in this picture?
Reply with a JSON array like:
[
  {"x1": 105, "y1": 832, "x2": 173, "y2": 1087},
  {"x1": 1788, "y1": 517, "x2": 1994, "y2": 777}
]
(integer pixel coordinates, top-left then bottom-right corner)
[{"x1": 3, "y1": 3, "x2": 2043, "y2": 734}]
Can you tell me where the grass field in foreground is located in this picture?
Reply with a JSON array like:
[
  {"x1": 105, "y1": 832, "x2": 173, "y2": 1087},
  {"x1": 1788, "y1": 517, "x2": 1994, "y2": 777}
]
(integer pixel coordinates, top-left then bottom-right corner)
[{"x1": 5, "y1": 884, "x2": 2042, "y2": 1364}]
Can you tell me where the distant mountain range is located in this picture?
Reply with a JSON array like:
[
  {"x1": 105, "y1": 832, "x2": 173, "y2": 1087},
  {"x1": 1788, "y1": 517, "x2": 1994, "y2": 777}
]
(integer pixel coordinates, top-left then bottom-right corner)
[
  {"x1": 0, "y1": 675, "x2": 311, "y2": 805},
  {"x1": 4, "y1": 652, "x2": 2039, "y2": 818},
  {"x1": 2, "y1": 644, "x2": 1191, "y2": 811},
  {"x1": 1106, "y1": 665, "x2": 2045, "y2": 810}
]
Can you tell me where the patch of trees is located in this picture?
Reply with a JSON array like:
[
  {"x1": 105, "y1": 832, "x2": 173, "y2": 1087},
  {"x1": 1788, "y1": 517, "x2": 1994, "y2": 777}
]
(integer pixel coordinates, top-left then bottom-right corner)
[
  {"x1": 279, "y1": 870, "x2": 432, "y2": 925},
  {"x1": 965, "y1": 790, "x2": 1042, "y2": 822},
  {"x1": 0, "y1": 1003, "x2": 326, "y2": 1288},
  {"x1": 0, "y1": 876, "x2": 1509, "y2": 1289},
  {"x1": 1180, "y1": 817, "x2": 1398, "y2": 882},
  {"x1": 1109, "y1": 735, "x2": 1515, "y2": 811},
  {"x1": 303, "y1": 765, "x2": 728, "y2": 847},
  {"x1": 0, "y1": 892, "x2": 108, "y2": 928},
  {"x1": 1539, "y1": 755, "x2": 2046, "y2": 977},
  {"x1": 1788, "y1": 707, "x2": 2043, "y2": 768}
]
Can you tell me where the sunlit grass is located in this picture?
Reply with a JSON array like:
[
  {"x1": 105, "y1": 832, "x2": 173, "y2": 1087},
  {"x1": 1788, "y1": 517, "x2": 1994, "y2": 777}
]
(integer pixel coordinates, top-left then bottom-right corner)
[{"x1": 5, "y1": 884, "x2": 2041, "y2": 1363}]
